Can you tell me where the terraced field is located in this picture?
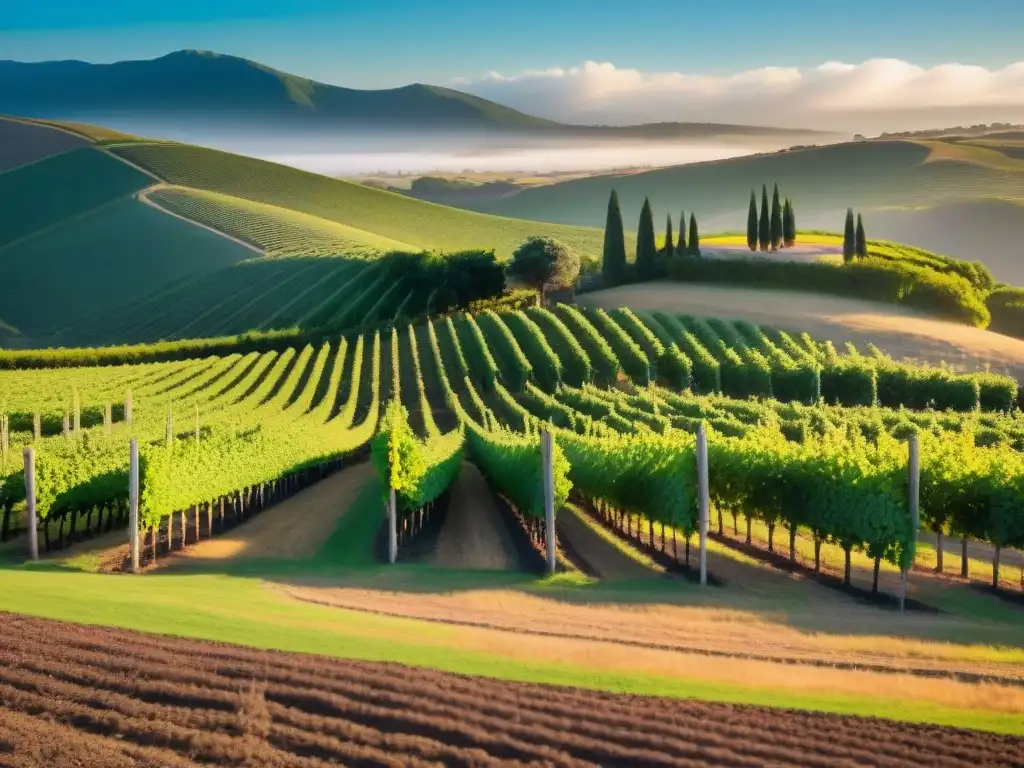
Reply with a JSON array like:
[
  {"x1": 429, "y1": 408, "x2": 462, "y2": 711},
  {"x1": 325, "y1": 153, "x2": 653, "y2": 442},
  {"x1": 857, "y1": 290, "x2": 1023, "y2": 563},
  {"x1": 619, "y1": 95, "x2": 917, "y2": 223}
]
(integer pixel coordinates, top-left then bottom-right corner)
[{"x1": 110, "y1": 141, "x2": 607, "y2": 261}]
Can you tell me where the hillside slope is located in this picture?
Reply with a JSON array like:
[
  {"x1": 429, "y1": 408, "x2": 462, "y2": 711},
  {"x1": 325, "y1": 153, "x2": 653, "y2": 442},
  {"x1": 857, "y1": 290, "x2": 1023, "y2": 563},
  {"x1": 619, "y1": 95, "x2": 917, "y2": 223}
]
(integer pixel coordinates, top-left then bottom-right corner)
[
  {"x1": 470, "y1": 138, "x2": 1024, "y2": 283},
  {"x1": 109, "y1": 141, "x2": 606, "y2": 260},
  {"x1": 0, "y1": 118, "x2": 607, "y2": 348}
]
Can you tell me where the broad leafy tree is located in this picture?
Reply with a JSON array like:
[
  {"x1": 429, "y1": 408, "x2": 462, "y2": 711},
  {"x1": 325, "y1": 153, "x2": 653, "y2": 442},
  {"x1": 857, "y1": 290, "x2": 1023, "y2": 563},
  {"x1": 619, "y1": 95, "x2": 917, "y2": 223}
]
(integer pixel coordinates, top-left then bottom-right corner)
[{"x1": 508, "y1": 237, "x2": 581, "y2": 305}]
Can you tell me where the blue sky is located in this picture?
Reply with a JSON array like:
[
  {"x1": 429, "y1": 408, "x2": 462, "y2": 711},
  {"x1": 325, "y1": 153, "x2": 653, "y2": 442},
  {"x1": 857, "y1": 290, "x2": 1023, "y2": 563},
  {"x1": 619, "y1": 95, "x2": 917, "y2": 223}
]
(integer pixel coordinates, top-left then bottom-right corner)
[{"x1": 3, "y1": 0, "x2": 1023, "y2": 88}]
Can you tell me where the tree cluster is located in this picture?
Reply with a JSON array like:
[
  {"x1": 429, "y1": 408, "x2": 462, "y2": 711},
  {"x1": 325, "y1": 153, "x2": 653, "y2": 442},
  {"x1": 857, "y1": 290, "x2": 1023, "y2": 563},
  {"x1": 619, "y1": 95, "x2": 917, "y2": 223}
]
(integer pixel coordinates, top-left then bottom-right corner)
[
  {"x1": 398, "y1": 249, "x2": 507, "y2": 314},
  {"x1": 747, "y1": 184, "x2": 796, "y2": 252},
  {"x1": 602, "y1": 190, "x2": 700, "y2": 286},
  {"x1": 842, "y1": 209, "x2": 868, "y2": 264}
]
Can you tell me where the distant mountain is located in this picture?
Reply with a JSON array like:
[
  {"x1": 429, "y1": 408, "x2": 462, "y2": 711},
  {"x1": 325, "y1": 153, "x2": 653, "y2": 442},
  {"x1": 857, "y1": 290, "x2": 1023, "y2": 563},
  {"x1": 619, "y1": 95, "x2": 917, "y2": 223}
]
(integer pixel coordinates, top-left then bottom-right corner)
[{"x1": 0, "y1": 50, "x2": 831, "y2": 140}]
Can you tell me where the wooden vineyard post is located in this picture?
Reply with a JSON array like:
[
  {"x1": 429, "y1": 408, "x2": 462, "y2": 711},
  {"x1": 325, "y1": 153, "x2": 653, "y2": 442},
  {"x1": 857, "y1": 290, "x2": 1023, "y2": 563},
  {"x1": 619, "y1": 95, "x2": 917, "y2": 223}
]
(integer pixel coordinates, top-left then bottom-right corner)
[
  {"x1": 129, "y1": 439, "x2": 140, "y2": 573},
  {"x1": 901, "y1": 434, "x2": 920, "y2": 612},
  {"x1": 541, "y1": 429, "x2": 556, "y2": 574},
  {"x1": 24, "y1": 448, "x2": 38, "y2": 561},
  {"x1": 33, "y1": 414, "x2": 40, "y2": 442},
  {"x1": 387, "y1": 486, "x2": 398, "y2": 565},
  {"x1": 62, "y1": 413, "x2": 70, "y2": 439},
  {"x1": 125, "y1": 390, "x2": 133, "y2": 427},
  {"x1": 697, "y1": 422, "x2": 709, "y2": 586},
  {"x1": 104, "y1": 403, "x2": 112, "y2": 436}
]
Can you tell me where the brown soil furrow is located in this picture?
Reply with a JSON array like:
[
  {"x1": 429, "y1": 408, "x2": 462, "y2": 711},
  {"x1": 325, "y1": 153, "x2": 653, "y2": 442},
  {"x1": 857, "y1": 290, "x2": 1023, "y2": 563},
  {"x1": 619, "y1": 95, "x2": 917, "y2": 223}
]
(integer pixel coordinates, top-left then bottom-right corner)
[
  {"x1": 266, "y1": 700, "x2": 558, "y2": 768},
  {"x1": 3, "y1": 618, "x2": 1020, "y2": 767},
  {"x1": 0, "y1": 704, "x2": 204, "y2": 768},
  {"x1": 0, "y1": 614, "x2": 1020, "y2": 768}
]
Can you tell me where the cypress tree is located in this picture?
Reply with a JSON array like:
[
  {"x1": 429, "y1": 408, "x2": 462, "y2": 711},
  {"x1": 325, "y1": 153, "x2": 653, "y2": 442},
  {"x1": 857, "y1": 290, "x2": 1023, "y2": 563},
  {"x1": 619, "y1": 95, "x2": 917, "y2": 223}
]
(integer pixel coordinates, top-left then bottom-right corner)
[
  {"x1": 842, "y1": 208, "x2": 856, "y2": 263},
  {"x1": 782, "y1": 198, "x2": 796, "y2": 246},
  {"x1": 636, "y1": 197, "x2": 657, "y2": 279},
  {"x1": 601, "y1": 189, "x2": 627, "y2": 285},
  {"x1": 746, "y1": 190, "x2": 758, "y2": 251},
  {"x1": 769, "y1": 183, "x2": 782, "y2": 251},
  {"x1": 688, "y1": 213, "x2": 700, "y2": 256},
  {"x1": 678, "y1": 210, "x2": 687, "y2": 254},
  {"x1": 758, "y1": 184, "x2": 770, "y2": 252},
  {"x1": 664, "y1": 213, "x2": 674, "y2": 256},
  {"x1": 855, "y1": 213, "x2": 868, "y2": 259}
]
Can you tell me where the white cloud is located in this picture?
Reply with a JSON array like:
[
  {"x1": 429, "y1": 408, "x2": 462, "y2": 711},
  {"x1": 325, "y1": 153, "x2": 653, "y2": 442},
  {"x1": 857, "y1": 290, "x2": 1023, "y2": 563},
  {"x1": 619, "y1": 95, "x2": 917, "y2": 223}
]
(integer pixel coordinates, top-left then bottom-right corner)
[{"x1": 454, "y1": 59, "x2": 1024, "y2": 132}]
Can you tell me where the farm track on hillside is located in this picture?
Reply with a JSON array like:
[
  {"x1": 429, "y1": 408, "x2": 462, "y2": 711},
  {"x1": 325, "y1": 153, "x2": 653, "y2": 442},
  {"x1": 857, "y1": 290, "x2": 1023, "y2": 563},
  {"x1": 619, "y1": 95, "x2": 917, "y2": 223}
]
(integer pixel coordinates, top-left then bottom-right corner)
[{"x1": 0, "y1": 614, "x2": 1021, "y2": 768}]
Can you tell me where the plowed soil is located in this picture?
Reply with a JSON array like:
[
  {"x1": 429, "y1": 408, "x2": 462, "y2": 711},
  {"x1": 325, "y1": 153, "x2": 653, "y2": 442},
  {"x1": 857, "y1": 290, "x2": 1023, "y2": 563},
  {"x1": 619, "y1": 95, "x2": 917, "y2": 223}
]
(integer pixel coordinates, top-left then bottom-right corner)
[{"x1": 0, "y1": 613, "x2": 1021, "y2": 767}]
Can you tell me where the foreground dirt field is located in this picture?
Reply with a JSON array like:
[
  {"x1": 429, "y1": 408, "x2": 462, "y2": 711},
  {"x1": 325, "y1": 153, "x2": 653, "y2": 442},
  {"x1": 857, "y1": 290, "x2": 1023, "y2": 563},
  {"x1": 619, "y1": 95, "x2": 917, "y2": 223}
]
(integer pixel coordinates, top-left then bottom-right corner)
[
  {"x1": 1, "y1": 613, "x2": 1020, "y2": 768},
  {"x1": 581, "y1": 283, "x2": 1024, "y2": 377}
]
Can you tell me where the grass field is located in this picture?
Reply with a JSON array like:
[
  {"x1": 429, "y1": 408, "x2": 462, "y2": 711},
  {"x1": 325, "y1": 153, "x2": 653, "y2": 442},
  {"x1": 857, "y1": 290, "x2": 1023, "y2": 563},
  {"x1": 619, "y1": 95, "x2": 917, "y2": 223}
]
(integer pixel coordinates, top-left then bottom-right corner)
[{"x1": 110, "y1": 141, "x2": 607, "y2": 261}]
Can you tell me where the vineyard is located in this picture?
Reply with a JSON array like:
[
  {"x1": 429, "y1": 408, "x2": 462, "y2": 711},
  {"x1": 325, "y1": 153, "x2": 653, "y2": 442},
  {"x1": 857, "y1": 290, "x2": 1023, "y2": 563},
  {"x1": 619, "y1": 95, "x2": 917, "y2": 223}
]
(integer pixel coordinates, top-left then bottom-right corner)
[
  {"x1": 58, "y1": 255, "x2": 419, "y2": 347},
  {"x1": 108, "y1": 140, "x2": 607, "y2": 261},
  {"x1": 0, "y1": 116, "x2": 88, "y2": 172},
  {"x1": 147, "y1": 185, "x2": 418, "y2": 257},
  {"x1": 3, "y1": 304, "x2": 1024, "y2": 593},
  {"x1": 0, "y1": 198, "x2": 256, "y2": 339}
]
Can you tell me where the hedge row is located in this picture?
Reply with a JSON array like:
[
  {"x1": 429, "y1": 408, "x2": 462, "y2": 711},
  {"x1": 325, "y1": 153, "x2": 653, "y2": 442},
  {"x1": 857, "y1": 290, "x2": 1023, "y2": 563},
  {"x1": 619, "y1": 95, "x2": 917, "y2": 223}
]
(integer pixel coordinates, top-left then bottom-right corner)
[{"x1": 666, "y1": 256, "x2": 991, "y2": 328}]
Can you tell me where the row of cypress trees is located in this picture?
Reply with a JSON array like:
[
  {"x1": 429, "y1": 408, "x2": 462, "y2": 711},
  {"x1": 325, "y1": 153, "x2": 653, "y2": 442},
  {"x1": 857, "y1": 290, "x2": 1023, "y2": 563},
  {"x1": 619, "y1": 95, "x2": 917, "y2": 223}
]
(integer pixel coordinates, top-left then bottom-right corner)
[
  {"x1": 746, "y1": 183, "x2": 795, "y2": 252},
  {"x1": 842, "y1": 209, "x2": 868, "y2": 263},
  {"x1": 602, "y1": 190, "x2": 701, "y2": 285}
]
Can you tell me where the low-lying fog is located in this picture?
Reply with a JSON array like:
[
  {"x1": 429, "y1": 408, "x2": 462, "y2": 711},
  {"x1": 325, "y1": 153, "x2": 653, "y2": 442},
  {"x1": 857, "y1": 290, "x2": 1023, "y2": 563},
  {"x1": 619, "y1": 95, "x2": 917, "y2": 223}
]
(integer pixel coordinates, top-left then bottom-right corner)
[{"x1": 255, "y1": 141, "x2": 766, "y2": 177}]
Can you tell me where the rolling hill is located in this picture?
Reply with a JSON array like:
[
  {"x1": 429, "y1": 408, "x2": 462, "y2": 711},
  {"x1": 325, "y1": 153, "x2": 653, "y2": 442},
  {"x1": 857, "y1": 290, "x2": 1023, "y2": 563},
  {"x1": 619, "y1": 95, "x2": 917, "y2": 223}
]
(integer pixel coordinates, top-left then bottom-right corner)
[
  {"x1": 468, "y1": 137, "x2": 1024, "y2": 285},
  {"x1": 0, "y1": 50, "x2": 830, "y2": 142},
  {"x1": 0, "y1": 117, "x2": 604, "y2": 348}
]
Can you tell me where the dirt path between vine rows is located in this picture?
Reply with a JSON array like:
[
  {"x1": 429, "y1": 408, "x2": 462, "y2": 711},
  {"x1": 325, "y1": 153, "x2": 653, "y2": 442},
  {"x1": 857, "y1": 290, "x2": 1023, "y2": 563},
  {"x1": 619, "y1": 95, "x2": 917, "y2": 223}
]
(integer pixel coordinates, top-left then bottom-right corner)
[
  {"x1": 428, "y1": 462, "x2": 520, "y2": 570},
  {"x1": 556, "y1": 505, "x2": 661, "y2": 580},
  {"x1": 172, "y1": 462, "x2": 376, "y2": 562}
]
